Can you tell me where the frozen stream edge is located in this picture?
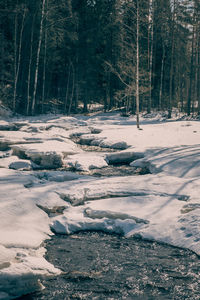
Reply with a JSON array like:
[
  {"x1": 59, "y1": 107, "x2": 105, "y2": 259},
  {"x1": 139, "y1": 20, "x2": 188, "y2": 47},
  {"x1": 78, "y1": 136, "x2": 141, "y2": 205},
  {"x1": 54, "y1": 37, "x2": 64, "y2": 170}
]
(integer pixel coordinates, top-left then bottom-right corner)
[{"x1": 1, "y1": 113, "x2": 200, "y2": 298}]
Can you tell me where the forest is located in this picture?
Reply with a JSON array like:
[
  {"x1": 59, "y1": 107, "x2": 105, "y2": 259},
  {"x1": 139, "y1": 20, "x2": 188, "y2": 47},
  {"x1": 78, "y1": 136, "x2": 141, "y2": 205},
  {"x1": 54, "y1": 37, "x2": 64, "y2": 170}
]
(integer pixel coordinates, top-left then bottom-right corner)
[{"x1": 0, "y1": 0, "x2": 199, "y2": 117}]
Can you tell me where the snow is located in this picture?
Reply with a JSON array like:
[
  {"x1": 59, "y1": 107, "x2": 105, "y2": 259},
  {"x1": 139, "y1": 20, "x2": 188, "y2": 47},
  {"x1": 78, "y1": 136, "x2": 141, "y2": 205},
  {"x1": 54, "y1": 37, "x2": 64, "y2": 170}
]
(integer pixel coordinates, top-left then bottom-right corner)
[
  {"x1": 131, "y1": 145, "x2": 200, "y2": 178},
  {"x1": 65, "y1": 152, "x2": 108, "y2": 171},
  {"x1": 1, "y1": 111, "x2": 200, "y2": 298}
]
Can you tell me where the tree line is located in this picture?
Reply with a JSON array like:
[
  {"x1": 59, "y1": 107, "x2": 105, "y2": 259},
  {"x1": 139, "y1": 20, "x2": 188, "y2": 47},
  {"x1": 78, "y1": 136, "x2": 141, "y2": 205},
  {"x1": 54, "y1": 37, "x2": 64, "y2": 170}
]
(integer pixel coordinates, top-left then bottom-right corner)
[{"x1": 0, "y1": 0, "x2": 199, "y2": 116}]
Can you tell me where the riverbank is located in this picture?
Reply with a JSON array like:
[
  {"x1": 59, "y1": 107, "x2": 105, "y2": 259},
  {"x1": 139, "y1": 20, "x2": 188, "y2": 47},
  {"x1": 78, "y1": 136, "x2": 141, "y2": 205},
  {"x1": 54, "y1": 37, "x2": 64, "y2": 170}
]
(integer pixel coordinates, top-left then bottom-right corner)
[{"x1": 1, "y1": 111, "x2": 200, "y2": 298}]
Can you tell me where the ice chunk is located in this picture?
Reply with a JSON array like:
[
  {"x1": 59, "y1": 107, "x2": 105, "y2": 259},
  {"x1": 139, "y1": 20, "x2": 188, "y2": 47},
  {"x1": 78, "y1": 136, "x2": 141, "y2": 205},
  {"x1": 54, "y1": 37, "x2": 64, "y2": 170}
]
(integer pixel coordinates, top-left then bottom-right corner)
[
  {"x1": 106, "y1": 150, "x2": 144, "y2": 165},
  {"x1": 51, "y1": 215, "x2": 140, "y2": 236},
  {"x1": 65, "y1": 153, "x2": 108, "y2": 171},
  {"x1": 9, "y1": 160, "x2": 39, "y2": 171},
  {"x1": 99, "y1": 139, "x2": 129, "y2": 150},
  {"x1": 84, "y1": 208, "x2": 149, "y2": 224},
  {"x1": 0, "y1": 248, "x2": 60, "y2": 299}
]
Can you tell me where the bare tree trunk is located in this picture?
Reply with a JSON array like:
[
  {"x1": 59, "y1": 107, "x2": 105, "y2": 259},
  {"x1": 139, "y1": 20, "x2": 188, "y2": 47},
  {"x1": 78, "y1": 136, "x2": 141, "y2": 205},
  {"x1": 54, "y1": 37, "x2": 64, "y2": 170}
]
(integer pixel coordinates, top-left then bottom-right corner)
[
  {"x1": 64, "y1": 62, "x2": 71, "y2": 113},
  {"x1": 13, "y1": 8, "x2": 26, "y2": 112},
  {"x1": 41, "y1": 0, "x2": 48, "y2": 114},
  {"x1": 31, "y1": 0, "x2": 46, "y2": 115},
  {"x1": 148, "y1": 0, "x2": 153, "y2": 114},
  {"x1": 168, "y1": 0, "x2": 176, "y2": 119},
  {"x1": 159, "y1": 42, "x2": 165, "y2": 110},
  {"x1": 194, "y1": 31, "x2": 198, "y2": 114},
  {"x1": 136, "y1": 0, "x2": 140, "y2": 129},
  {"x1": 26, "y1": 14, "x2": 35, "y2": 115},
  {"x1": 68, "y1": 62, "x2": 75, "y2": 115},
  {"x1": 13, "y1": 13, "x2": 17, "y2": 111},
  {"x1": 105, "y1": 70, "x2": 111, "y2": 111},
  {"x1": 198, "y1": 27, "x2": 200, "y2": 115},
  {"x1": 187, "y1": 24, "x2": 195, "y2": 116}
]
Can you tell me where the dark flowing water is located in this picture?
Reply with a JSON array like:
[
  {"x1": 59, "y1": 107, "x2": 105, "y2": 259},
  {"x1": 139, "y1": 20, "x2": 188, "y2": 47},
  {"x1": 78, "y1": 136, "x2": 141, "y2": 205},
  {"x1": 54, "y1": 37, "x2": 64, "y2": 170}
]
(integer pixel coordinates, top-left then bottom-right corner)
[{"x1": 19, "y1": 232, "x2": 200, "y2": 300}]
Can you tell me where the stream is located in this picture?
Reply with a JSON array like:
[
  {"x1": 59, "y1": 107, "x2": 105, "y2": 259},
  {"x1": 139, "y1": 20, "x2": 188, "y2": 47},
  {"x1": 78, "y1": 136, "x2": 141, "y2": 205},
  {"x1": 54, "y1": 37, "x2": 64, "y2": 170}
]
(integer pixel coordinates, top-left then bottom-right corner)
[
  {"x1": 17, "y1": 134, "x2": 200, "y2": 299},
  {"x1": 19, "y1": 232, "x2": 200, "y2": 299}
]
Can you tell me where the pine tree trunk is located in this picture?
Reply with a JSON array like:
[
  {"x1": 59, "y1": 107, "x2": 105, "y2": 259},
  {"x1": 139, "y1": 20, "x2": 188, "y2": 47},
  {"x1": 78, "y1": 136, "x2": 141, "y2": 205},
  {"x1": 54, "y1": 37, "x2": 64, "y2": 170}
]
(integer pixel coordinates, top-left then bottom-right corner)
[
  {"x1": 68, "y1": 62, "x2": 75, "y2": 115},
  {"x1": 64, "y1": 63, "x2": 71, "y2": 113},
  {"x1": 148, "y1": 0, "x2": 153, "y2": 114},
  {"x1": 31, "y1": 0, "x2": 46, "y2": 115},
  {"x1": 136, "y1": 0, "x2": 140, "y2": 129},
  {"x1": 168, "y1": 1, "x2": 176, "y2": 119},
  {"x1": 197, "y1": 28, "x2": 200, "y2": 115},
  {"x1": 41, "y1": 0, "x2": 48, "y2": 114},
  {"x1": 159, "y1": 42, "x2": 165, "y2": 110},
  {"x1": 105, "y1": 70, "x2": 111, "y2": 111}
]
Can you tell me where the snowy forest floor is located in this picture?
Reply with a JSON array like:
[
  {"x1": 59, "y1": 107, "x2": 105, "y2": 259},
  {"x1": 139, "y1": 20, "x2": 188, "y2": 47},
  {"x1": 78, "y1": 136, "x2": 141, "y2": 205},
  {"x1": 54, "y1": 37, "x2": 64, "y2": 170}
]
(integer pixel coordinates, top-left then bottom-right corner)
[{"x1": 0, "y1": 109, "x2": 200, "y2": 299}]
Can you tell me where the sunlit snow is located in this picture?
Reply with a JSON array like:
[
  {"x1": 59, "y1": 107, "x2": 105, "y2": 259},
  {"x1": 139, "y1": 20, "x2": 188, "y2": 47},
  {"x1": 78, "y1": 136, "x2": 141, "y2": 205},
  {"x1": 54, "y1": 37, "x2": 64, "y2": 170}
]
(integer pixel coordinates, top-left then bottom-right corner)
[{"x1": 1, "y1": 112, "x2": 200, "y2": 298}]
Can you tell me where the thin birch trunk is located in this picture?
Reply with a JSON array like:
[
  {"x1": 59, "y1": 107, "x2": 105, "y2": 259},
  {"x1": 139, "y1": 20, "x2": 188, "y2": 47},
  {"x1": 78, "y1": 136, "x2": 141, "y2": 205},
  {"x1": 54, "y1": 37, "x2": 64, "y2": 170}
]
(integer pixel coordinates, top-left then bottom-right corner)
[
  {"x1": 187, "y1": 24, "x2": 195, "y2": 116},
  {"x1": 26, "y1": 15, "x2": 35, "y2": 115},
  {"x1": 13, "y1": 14, "x2": 17, "y2": 111},
  {"x1": 194, "y1": 32, "x2": 198, "y2": 113},
  {"x1": 31, "y1": 0, "x2": 46, "y2": 115},
  {"x1": 169, "y1": 0, "x2": 176, "y2": 119},
  {"x1": 13, "y1": 9, "x2": 26, "y2": 112},
  {"x1": 159, "y1": 42, "x2": 165, "y2": 110}
]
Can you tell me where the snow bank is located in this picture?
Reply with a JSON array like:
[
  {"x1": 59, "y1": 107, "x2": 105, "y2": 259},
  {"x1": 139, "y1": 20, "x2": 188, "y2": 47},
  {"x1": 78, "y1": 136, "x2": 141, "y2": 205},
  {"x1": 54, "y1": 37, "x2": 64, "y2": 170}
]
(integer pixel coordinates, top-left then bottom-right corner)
[
  {"x1": 131, "y1": 145, "x2": 200, "y2": 178},
  {"x1": 1, "y1": 112, "x2": 200, "y2": 297},
  {"x1": 0, "y1": 168, "x2": 61, "y2": 298},
  {"x1": 51, "y1": 173, "x2": 200, "y2": 255}
]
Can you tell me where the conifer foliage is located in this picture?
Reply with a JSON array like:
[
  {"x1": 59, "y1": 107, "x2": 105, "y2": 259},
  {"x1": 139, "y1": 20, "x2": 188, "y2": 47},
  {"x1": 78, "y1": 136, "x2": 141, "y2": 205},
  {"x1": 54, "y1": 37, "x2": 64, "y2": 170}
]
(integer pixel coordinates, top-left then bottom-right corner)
[{"x1": 0, "y1": 0, "x2": 199, "y2": 116}]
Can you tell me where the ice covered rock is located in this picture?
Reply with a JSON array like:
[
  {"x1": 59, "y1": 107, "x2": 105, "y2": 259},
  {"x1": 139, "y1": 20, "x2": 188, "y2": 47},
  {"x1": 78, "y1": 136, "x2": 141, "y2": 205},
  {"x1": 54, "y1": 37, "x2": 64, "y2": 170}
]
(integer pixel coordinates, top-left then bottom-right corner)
[
  {"x1": 11, "y1": 139, "x2": 81, "y2": 169},
  {"x1": 34, "y1": 170, "x2": 80, "y2": 182},
  {"x1": 0, "y1": 155, "x2": 39, "y2": 170},
  {"x1": 0, "y1": 248, "x2": 60, "y2": 299},
  {"x1": 0, "y1": 156, "x2": 25, "y2": 169},
  {"x1": 84, "y1": 208, "x2": 149, "y2": 224},
  {"x1": 79, "y1": 134, "x2": 96, "y2": 145},
  {"x1": 106, "y1": 150, "x2": 144, "y2": 165},
  {"x1": 65, "y1": 153, "x2": 108, "y2": 171},
  {"x1": 99, "y1": 139, "x2": 129, "y2": 150},
  {"x1": 51, "y1": 214, "x2": 140, "y2": 236},
  {"x1": 90, "y1": 127, "x2": 102, "y2": 134},
  {"x1": 0, "y1": 121, "x2": 18, "y2": 131},
  {"x1": 0, "y1": 139, "x2": 10, "y2": 151},
  {"x1": 9, "y1": 160, "x2": 39, "y2": 171}
]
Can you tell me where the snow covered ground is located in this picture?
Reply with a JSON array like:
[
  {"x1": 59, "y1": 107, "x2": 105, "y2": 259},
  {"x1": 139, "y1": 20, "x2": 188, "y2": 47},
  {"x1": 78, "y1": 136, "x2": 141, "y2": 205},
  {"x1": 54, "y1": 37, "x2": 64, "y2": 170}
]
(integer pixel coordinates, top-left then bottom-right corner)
[{"x1": 1, "y1": 111, "x2": 200, "y2": 298}]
